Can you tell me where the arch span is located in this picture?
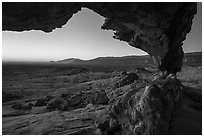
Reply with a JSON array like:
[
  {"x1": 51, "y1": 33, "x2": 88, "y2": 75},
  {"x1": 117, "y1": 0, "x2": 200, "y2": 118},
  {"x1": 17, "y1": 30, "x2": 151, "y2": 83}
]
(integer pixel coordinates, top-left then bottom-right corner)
[
  {"x1": 2, "y1": 3, "x2": 200, "y2": 135},
  {"x1": 2, "y1": 3, "x2": 197, "y2": 74}
]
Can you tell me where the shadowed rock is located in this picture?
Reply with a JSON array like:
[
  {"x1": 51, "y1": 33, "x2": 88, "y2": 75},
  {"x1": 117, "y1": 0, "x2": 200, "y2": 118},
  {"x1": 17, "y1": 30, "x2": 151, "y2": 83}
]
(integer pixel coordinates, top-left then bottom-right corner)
[
  {"x1": 2, "y1": 3, "x2": 197, "y2": 74},
  {"x1": 2, "y1": 2, "x2": 199, "y2": 135},
  {"x1": 68, "y1": 89, "x2": 109, "y2": 108},
  {"x1": 34, "y1": 98, "x2": 47, "y2": 106},
  {"x1": 115, "y1": 73, "x2": 139, "y2": 88},
  {"x1": 46, "y1": 97, "x2": 68, "y2": 111},
  {"x1": 95, "y1": 113, "x2": 121, "y2": 135},
  {"x1": 96, "y1": 75, "x2": 184, "y2": 134},
  {"x1": 92, "y1": 90, "x2": 109, "y2": 105}
]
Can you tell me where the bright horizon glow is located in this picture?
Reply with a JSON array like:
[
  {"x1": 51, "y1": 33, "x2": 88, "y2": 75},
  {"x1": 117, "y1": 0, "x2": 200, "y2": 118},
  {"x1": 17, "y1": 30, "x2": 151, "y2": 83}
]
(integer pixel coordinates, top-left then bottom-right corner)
[{"x1": 2, "y1": 3, "x2": 202, "y2": 62}]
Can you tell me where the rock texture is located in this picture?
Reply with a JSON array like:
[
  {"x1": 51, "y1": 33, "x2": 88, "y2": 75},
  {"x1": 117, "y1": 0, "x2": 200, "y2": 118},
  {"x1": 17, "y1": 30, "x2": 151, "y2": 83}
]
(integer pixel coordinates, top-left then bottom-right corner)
[
  {"x1": 2, "y1": 2, "x2": 197, "y2": 73},
  {"x1": 2, "y1": 2, "x2": 200, "y2": 135},
  {"x1": 2, "y1": 67, "x2": 202, "y2": 135},
  {"x1": 98, "y1": 74, "x2": 183, "y2": 134}
]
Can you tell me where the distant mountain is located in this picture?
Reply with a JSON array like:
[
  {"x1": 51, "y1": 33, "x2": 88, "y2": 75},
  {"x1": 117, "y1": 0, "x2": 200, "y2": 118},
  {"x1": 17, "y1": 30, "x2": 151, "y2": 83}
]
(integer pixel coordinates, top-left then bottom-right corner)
[
  {"x1": 55, "y1": 58, "x2": 84, "y2": 64},
  {"x1": 85, "y1": 55, "x2": 153, "y2": 67},
  {"x1": 54, "y1": 55, "x2": 154, "y2": 67},
  {"x1": 54, "y1": 52, "x2": 201, "y2": 67}
]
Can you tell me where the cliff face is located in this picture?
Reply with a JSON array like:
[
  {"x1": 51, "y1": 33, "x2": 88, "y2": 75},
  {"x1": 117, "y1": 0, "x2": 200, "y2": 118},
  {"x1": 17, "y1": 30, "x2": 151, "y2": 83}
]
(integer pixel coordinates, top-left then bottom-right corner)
[{"x1": 2, "y1": 3, "x2": 199, "y2": 135}]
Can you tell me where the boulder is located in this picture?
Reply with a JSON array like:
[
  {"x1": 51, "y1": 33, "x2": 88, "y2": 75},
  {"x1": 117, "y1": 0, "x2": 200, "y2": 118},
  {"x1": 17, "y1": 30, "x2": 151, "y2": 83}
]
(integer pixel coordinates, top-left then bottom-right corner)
[
  {"x1": 46, "y1": 97, "x2": 68, "y2": 111},
  {"x1": 95, "y1": 112, "x2": 121, "y2": 135},
  {"x1": 96, "y1": 74, "x2": 184, "y2": 134},
  {"x1": 69, "y1": 94, "x2": 85, "y2": 108},
  {"x1": 115, "y1": 73, "x2": 139, "y2": 88},
  {"x1": 93, "y1": 90, "x2": 109, "y2": 105},
  {"x1": 34, "y1": 98, "x2": 47, "y2": 106}
]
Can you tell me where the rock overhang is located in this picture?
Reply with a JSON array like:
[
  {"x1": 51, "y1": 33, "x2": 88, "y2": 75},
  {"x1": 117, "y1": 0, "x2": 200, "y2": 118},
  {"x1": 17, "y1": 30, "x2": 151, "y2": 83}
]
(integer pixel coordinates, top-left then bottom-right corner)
[{"x1": 2, "y1": 2, "x2": 197, "y2": 74}]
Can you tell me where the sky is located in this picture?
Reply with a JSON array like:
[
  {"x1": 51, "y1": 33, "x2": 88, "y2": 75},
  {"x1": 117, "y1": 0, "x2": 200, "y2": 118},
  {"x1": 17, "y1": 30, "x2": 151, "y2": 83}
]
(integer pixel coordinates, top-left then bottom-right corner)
[{"x1": 2, "y1": 3, "x2": 202, "y2": 62}]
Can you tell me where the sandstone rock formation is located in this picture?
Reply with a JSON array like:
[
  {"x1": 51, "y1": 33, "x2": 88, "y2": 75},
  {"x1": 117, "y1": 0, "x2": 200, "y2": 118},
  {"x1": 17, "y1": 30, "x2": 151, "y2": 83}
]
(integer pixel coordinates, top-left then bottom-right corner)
[
  {"x1": 2, "y1": 2, "x2": 197, "y2": 74},
  {"x1": 2, "y1": 67, "x2": 201, "y2": 135},
  {"x1": 96, "y1": 74, "x2": 184, "y2": 134},
  {"x1": 2, "y1": 2, "x2": 199, "y2": 135}
]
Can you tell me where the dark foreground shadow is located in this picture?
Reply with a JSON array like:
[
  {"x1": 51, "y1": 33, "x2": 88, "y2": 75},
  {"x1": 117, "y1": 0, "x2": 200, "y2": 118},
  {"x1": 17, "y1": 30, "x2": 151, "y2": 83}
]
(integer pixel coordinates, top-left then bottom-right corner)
[{"x1": 172, "y1": 86, "x2": 202, "y2": 135}]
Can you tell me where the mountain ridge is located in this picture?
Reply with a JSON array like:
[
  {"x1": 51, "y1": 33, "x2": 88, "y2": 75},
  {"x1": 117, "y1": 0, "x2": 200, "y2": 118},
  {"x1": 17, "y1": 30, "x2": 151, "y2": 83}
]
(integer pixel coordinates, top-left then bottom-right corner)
[{"x1": 53, "y1": 52, "x2": 201, "y2": 67}]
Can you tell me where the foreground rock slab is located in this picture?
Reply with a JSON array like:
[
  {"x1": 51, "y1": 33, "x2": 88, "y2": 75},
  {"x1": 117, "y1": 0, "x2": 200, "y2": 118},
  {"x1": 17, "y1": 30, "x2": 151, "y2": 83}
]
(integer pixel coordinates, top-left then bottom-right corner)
[
  {"x1": 3, "y1": 104, "x2": 107, "y2": 135},
  {"x1": 2, "y1": 71, "x2": 202, "y2": 135}
]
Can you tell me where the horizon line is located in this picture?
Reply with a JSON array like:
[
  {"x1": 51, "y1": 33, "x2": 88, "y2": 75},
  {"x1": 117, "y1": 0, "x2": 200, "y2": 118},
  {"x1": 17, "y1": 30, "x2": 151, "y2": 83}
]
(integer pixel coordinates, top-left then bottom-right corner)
[{"x1": 2, "y1": 51, "x2": 202, "y2": 63}]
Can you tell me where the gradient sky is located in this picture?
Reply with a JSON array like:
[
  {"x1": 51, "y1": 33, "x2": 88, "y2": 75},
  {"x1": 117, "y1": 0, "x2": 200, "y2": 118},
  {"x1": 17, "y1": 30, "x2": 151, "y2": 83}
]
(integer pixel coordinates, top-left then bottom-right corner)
[{"x1": 2, "y1": 3, "x2": 202, "y2": 62}]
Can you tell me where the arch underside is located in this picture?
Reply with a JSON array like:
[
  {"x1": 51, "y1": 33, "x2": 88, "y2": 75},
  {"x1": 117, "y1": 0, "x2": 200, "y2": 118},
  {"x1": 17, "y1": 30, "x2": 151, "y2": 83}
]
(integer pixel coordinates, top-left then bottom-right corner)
[
  {"x1": 2, "y1": 2, "x2": 197, "y2": 74},
  {"x1": 2, "y1": 3, "x2": 200, "y2": 135}
]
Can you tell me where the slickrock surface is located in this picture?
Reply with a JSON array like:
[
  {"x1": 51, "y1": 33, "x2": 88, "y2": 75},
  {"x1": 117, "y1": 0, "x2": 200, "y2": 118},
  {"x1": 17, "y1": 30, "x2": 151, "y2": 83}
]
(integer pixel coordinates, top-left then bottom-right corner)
[{"x1": 2, "y1": 69, "x2": 202, "y2": 135}]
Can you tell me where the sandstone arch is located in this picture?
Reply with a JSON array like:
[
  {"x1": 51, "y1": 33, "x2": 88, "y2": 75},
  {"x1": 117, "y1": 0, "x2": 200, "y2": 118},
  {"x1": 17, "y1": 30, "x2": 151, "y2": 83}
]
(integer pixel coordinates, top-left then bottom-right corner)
[
  {"x1": 2, "y1": 2, "x2": 197, "y2": 75},
  {"x1": 2, "y1": 3, "x2": 200, "y2": 135}
]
